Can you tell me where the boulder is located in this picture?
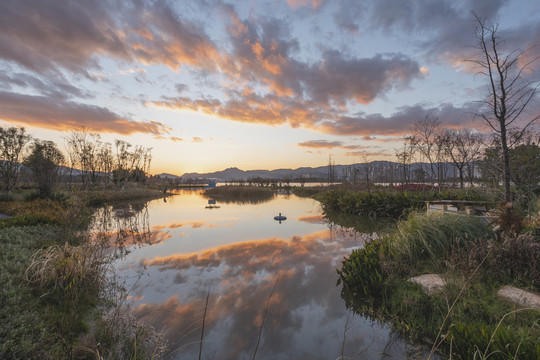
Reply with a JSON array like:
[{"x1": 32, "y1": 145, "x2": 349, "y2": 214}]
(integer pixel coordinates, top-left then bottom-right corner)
[
  {"x1": 497, "y1": 286, "x2": 540, "y2": 311},
  {"x1": 408, "y1": 274, "x2": 446, "y2": 295}
]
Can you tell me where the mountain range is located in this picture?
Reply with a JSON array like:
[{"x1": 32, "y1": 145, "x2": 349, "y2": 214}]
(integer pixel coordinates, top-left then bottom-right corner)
[{"x1": 155, "y1": 161, "x2": 460, "y2": 181}]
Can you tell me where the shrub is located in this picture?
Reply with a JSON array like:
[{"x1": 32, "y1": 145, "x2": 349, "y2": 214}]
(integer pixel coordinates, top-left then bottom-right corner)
[{"x1": 337, "y1": 237, "x2": 387, "y2": 309}]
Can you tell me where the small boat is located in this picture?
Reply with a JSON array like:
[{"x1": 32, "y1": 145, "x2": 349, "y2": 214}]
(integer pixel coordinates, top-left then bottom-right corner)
[
  {"x1": 205, "y1": 199, "x2": 220, "y2": 209},
  {"x1": 274, "y1": 212, "x2": 287, "y2": 221}
]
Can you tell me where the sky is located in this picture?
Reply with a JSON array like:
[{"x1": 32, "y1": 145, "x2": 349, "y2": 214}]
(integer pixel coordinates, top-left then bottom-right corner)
[{"x1": 1, "y1": 0, "x2": 539, "y2": 175}]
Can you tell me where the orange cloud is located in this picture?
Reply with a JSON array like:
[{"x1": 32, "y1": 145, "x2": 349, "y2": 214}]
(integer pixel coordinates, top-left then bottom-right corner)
[
  {"x1": 287, "y1": 0, "x2": 324, "y2": 10},
  {"x1": 131, "y1": 229, "x2": 377, "y2": 358},
  {"x1": 0, "y1": 91, "x2": 170, "y2": 135}
]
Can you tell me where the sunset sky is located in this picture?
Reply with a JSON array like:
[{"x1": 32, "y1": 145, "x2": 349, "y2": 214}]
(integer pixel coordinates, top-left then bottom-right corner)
[{"x1": 1, "y1": 0, "x2": 539, "y2": 175}]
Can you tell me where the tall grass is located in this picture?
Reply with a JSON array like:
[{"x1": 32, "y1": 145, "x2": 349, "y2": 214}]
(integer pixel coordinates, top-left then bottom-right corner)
[
  {"x1": 337, "y1": 212, "x2": 540, "y2": 359},
  {"x1": 204, "y1": 185, "x2": 275, "y2": 204},
  {"x1": 316, "y1": 188, "x2": 494, "y2": 218},
  {"x1": 1, "y1": 193, "x2": 167, "y2": 359},
  {"x1": 387, "y1": 212, "x2": 492, "y2": 271}
]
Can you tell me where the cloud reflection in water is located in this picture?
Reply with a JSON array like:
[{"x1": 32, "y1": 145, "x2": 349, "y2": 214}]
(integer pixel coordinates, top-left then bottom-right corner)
[{"x1": 128, "y1": 228, "x2": 395, "y2": 359}]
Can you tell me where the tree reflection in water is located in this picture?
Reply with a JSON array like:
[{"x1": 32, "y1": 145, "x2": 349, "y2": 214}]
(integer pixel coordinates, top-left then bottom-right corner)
[{"x1": 91, "y1": 201, "x2": 153, "y2": 257}]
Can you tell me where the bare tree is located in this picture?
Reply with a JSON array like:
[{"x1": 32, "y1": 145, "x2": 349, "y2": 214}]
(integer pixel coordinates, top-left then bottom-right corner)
[
  {"x1": 407, "y1": 115, "x2": 441, "y2": 186},
  {"x1": 395, "y1": 144, "x2": 413, "y2": 189},
  {"x1": 65, "y1": 129, "x2": 103, "y2": 188},
  {"x1": 362, "y1": 154, "x2": 371, "y2": 192},
  {"x1": 471, "y1": 13, "x2": 539, "y2": 204},
  {"x1": 441, "y1": 129, "x2": 484, "y2": 188},
  {"x1": 0, "y1": 126, "x2": 32, "y2": 191},
  {"x1": 327, "y1": 155, "x2": 335, "y2": 185}
]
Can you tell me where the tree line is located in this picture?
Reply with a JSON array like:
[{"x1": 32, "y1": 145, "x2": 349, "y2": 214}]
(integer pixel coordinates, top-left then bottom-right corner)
[{"x1": 0, "y1": 127, "x2": 152, "y2": 197}]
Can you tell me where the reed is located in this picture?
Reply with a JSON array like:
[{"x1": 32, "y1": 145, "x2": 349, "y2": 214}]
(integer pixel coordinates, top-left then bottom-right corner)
[{"x1": 386, "y1": 212, "x2": 492, "y2": 271}]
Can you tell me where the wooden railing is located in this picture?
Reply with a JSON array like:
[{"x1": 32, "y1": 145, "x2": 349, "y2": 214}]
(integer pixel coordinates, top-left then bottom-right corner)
[{"x1": 426, "y1": 200, "x2": 498, "y2": 222}]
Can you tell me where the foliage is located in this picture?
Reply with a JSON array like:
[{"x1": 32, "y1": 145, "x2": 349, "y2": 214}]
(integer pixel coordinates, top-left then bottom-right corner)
[
  {"x1": 337, "y1": 238, "x2": 387, "y2": 309},
  {"x1": 292, "y1": 186, "x2": 326, "y2": 198},
  {"x1": 0, "y1": 126, "x2": 32, "y2": 191},
  {"x1": 316, "y1": 188, "x2": 493, "y2": 219},
  {"x1": 1, "y1": 195, "x2": 166, "y2": 359},
  {"x1": 204, "y1": 185, "x2": 276, "y2": 204},
  {"x1": 337, "y1": 212, "x2": 540, "y2": 359},
  {"x1": 0, "y1": 225, "x2": 59, "y2": 359},
  {"x1": 26, "y1": 241, "x2": 109, "y2": 358},
  {"x1": 24, "y1": 139, "x2": 65, "y2": 198},
  {"x1": 81, "y1": 188, "x2": 166, "y2": 207},
  {"x1": 449, "y1": 318, "x2": 540, "y2": 360},
  {"x1": 386, "y1": 212, "x2": 491, "y2": 271}
]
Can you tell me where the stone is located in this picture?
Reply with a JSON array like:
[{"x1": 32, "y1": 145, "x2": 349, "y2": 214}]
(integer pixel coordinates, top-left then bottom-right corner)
[
  {"x1": 497, "y1": 286, "x2": 540, "y2": 311},
  {"x1": 408, "y1": 274, "x2": 446, "y2": 295}
]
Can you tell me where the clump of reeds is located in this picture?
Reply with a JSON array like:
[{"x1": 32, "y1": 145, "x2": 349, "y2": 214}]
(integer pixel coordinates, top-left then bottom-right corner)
[
  {"x1": 26, "y1": 241, "x2": 108, "y2": 304},
  {"x1": 204, "y1": 185, "x2": 275, "y2": 204},
  {"x1": 386, "y1": 212, "x2": 492, "y2": 270}
]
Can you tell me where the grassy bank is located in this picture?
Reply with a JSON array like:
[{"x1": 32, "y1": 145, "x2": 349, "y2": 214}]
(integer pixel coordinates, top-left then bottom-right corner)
[
  {"x1": 0, "y1": 192, "x2": 165, "y2": 359},
  {"x1": 204, "y1": 185, "x2": 276, "y2": 204},
  {"x1": 337, "y1": 212, "x2": 540, "y2": 359},
  {"x1": 315, "y1": 188, "x2": 494, "y2": 218}
]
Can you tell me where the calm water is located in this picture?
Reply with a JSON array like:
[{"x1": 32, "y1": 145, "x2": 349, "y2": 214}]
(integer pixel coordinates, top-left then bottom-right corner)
[{"x1": 97, "y1": 189, "x2": 415, "y2": 359}]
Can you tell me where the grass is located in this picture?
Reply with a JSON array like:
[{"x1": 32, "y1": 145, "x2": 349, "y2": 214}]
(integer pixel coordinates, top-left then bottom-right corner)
[
  {"x1": 337, "y1": 211, "x2": 540, "y2": 359},
  {"x1": 315, "y1": 188, "x2": 494, "y2": 219},
  {"x1": 0, "y1": 192, "x2": 167, "y2": 359},
  {"x1": 204, "y1": 185, "x2": 276, "y2": 204},
  {"x1": 386, "y1": 212, "x2": 492, "y2": 273},
  {"x1": 77, "y1": 187, "x2": 167, "y2": 207},
  {"x1": 0, "y1": 225, "x2": 60, "y2": 358}
]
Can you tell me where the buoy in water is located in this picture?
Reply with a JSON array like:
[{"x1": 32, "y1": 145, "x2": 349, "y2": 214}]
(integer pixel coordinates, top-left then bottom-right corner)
[{"x1": 274, "y1": 212, "x2": 287, "y2": 221}]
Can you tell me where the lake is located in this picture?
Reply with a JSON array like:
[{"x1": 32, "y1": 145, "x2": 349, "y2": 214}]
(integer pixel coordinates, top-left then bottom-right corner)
[{"x1": 95, "y1": 189, "x2": 419, "y2": 359}]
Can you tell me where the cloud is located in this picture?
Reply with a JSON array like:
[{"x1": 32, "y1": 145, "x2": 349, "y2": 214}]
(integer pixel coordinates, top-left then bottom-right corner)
[
  {"x1": 192, "y1": 137, "x2": 203, "y2": 143},
  {"x1": 0, "y1": 0, "x2": 220, "y2": 76},
  {"x1": 344, "y1": 150, "x2": 392, "y2": 158},
  {"x1": 0, "y1": 91, "x2": 170, "y2": 135},
  {"x1": 144, "y1": 5, "x2": 424, "y2": 132},
  {"x1": 297, "y1": 140, "x2": 344, "y2": 149},
  {"x1": 297, "y1": 140, "x2": 378, "y2": 152},
  {"x1": 0, "y1": 70, "x2": 92, "y2": 100},
  {"x1": 364, "y1": 0, "x2": 510, "y2": 67},
  {"x1": 286, "y1": 0, "x2": 325, "y2": 10},
  {"x1": 361, "y1": 135, "x2": 404, "y2": 143},
  {"x1": 135, "y1": 229, "x2": 377, "y2": 358},
  {"x1": 319, "y1": 102, "x2": 484, "y2": 136}
]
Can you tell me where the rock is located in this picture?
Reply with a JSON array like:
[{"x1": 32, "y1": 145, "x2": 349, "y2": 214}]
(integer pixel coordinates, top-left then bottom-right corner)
[
  {"x1": 408, "y1": 274, "x2": 446, "y2": 295},
  {"x1": 497, "y1": 286, "x2": 540, "y2": 311},
  {"x1": 0, "y1": 214, "x2": 11, "y2": 219}
]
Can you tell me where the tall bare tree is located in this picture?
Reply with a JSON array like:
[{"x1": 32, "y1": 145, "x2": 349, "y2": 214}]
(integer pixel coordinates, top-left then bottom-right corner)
[
  {"x1": 0, "y1": 126, "x2": 32, "y2": 191},
  {"x1": 395, "y1": 144, "x2": 413, "y2": 189},
  {"x1": 471, "y1": 13, "x2": 539, "y2": 204},
  {"x1": 441, "y1": 128, "x2": 484, "y2": 188},
  {"x1": 407, "y1": 115, "x2": 441, "y2": 186}
]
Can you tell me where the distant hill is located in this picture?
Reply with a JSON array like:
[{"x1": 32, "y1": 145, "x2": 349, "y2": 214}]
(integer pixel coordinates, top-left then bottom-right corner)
[
  {"x1": 178, "y1": 161, "x2": 460, "y2": 182},
  {"x1": 154, "y1": 173, "x2": 182, "y2": 179}
]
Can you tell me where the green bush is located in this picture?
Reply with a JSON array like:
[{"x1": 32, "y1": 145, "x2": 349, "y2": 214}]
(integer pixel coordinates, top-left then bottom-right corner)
[{"x1": 337, "y1": 238, "x2": 387, "y2": 308}]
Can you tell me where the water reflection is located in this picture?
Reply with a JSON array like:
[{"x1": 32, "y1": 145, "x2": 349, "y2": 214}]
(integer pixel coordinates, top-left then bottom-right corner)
[
  {"x1": 131, "y1": 229, "x2": 382, "y2": 359},
  {"x1": 101, "y1": 191, "x2": 415, "y2": 359},
  {"x1": 91, "y1": 201, "x2": 162, "y2": 257}
]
